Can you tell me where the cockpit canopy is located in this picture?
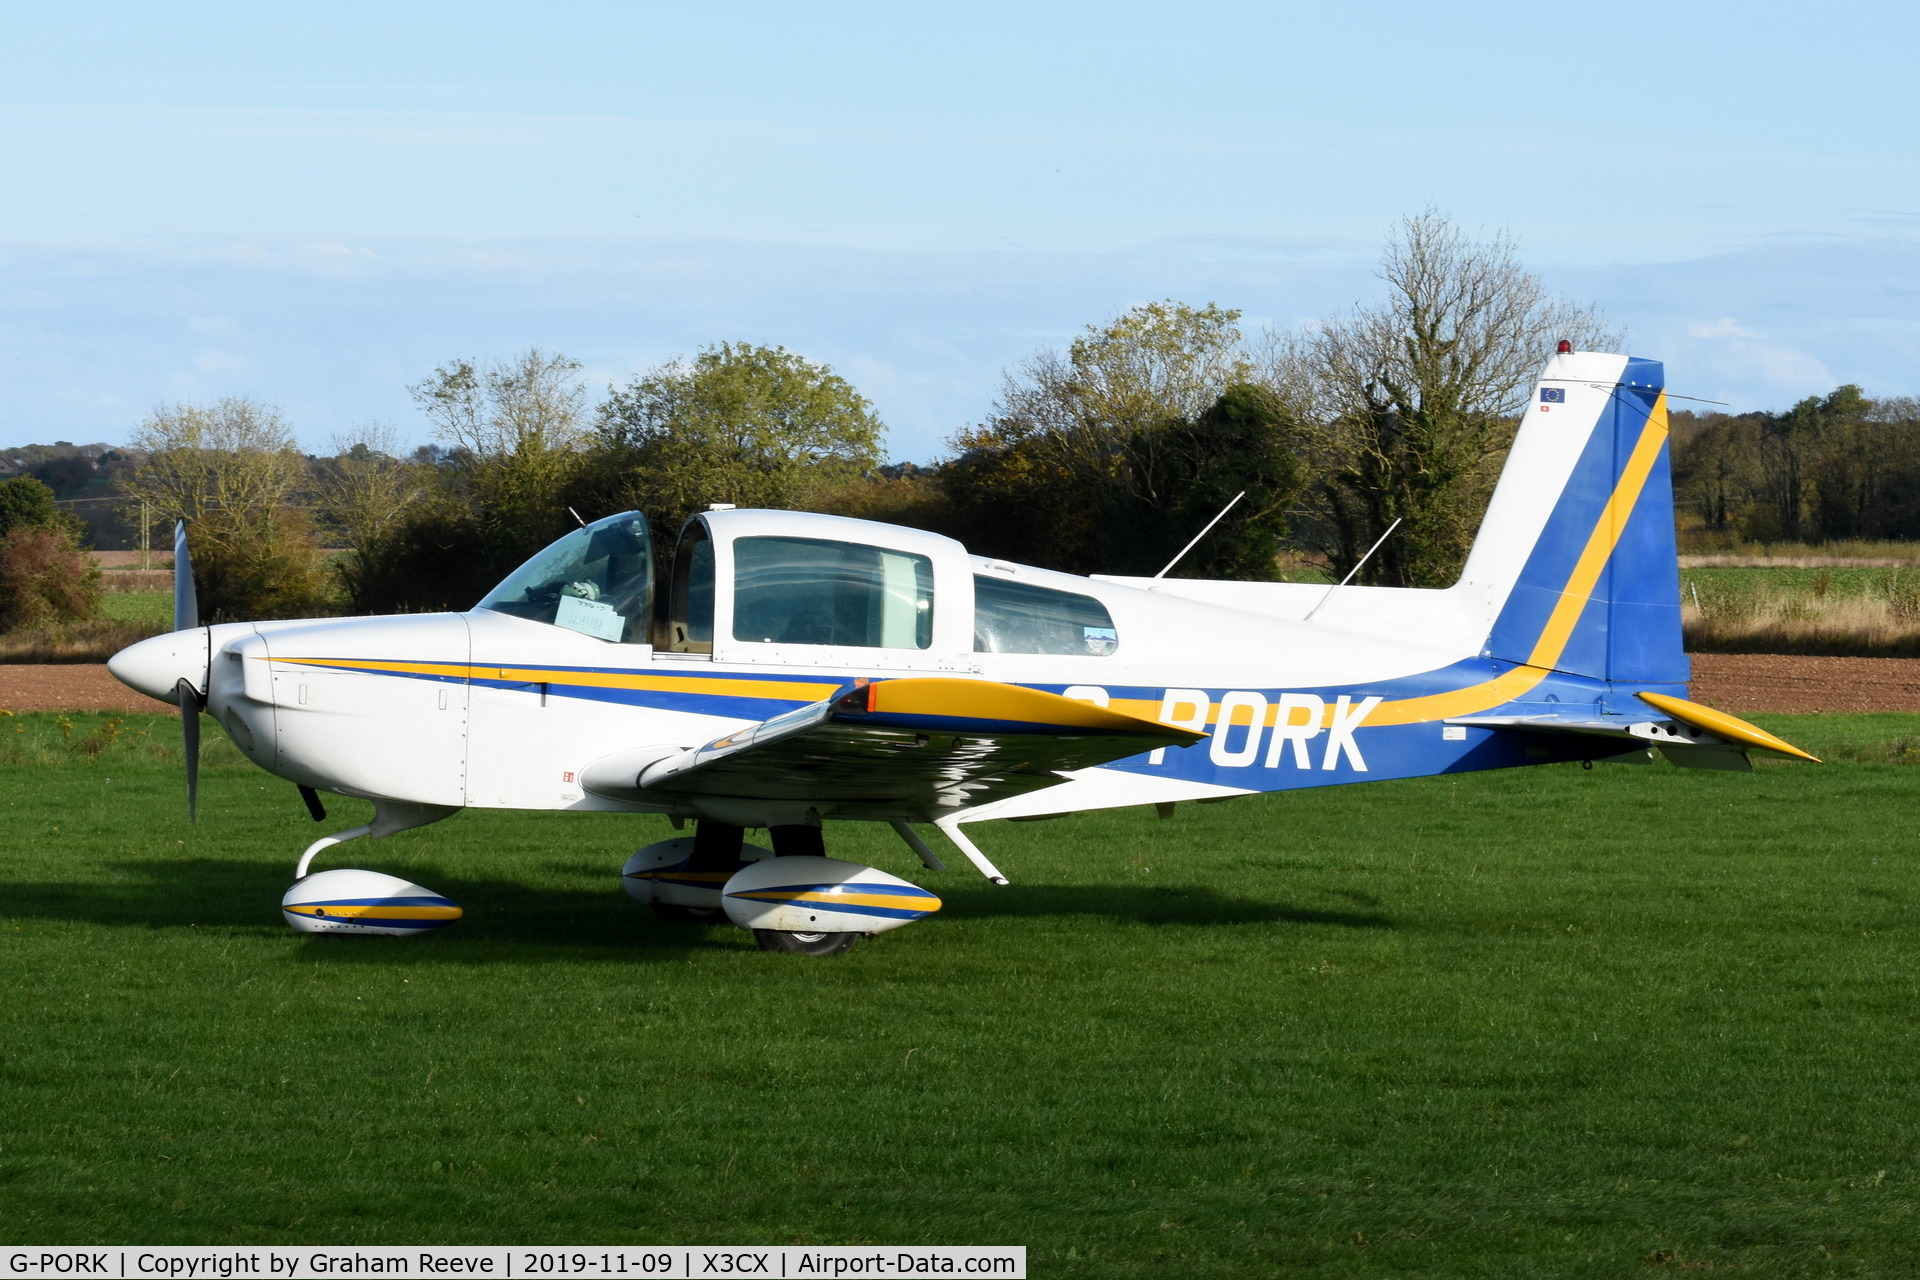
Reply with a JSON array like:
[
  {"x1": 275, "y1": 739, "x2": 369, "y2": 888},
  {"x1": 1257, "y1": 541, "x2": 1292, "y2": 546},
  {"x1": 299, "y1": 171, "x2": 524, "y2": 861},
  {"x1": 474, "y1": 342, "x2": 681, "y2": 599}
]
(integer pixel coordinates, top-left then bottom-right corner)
[
  {"x1": 478, "y1": 507, "x2": 1119, "y2": 660},
  {"x1": 477, "y1": 512, "x2": 653, "y2": 643}
]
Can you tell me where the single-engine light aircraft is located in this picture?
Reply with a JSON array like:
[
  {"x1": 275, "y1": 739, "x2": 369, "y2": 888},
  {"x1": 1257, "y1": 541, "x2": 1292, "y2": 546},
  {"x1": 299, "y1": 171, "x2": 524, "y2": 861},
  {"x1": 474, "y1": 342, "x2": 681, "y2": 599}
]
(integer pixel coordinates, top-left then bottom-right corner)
[{"x1": 109, "y1": 348, "x2": 1816, "y2": 955}]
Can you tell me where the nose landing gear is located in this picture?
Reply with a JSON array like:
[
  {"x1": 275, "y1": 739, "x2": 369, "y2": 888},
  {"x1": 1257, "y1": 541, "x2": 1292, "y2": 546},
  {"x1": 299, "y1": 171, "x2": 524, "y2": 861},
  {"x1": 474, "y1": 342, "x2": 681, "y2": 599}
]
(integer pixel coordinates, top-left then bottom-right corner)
[{"x1": 280, "y1": 799, "x2": 461, "y2": 937}]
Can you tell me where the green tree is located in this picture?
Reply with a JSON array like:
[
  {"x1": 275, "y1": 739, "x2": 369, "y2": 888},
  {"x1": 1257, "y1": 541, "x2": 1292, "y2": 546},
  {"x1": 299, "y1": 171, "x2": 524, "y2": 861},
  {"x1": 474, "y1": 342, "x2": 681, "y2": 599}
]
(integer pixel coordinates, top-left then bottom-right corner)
[
  {"x1": 583, "y1": 342, "x2": 885, "y2": 544},
  {"x1": 1146, "y1": 383, "x2": 1300, "y2": 578},
  {"x1": 315, "y1": 424, "x2": 439, "y2": 609},
  {"x1": 945, "y1": 301, "x2": 1293, "y2": 575},
  {"x1": 1670, "y1": 388, "x2": 1920, "y2": 545},
  {"x1": 1670, "y1": 409, "x2": 1767, "y2": 538},
  {"x1": 314, "y1": 425, "x2": 430, "y2": 553},
  {"x1": 0, "y1": 475, "x2": 85, "y2": 542},
  {"x1": 119, "y1": 398, "x2": 333, "y2": 621},
  {"x1": 1278, "y1": 211, "x2": 1616, "y2": 587}
]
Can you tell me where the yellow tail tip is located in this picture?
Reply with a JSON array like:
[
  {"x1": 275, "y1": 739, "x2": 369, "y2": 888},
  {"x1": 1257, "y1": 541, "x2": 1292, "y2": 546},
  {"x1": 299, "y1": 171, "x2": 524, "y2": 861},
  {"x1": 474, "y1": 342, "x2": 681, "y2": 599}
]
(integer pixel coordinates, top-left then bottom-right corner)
[{"x1": 1637, "y1": 692, "x2": 1821, "y2": 763}]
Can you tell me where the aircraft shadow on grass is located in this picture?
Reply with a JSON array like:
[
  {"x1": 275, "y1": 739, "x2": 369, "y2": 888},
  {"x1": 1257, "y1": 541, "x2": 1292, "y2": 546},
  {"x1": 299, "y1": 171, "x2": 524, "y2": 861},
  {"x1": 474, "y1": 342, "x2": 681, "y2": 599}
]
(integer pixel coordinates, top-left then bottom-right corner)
[
  {"x1": 934, "y1": 882, "x2": 1390, "y2": 930},
  {"x1": 0, "y1": 857, "x2": 1390, "y2": 962}
]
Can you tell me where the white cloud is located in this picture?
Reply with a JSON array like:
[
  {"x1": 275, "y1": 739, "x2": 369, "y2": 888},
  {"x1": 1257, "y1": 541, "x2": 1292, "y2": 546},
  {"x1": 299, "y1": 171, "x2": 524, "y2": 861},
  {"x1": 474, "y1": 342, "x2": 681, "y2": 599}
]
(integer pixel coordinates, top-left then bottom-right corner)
[{"x1": 1686, "y1": 317, "x2": 1763, "y2": 340}]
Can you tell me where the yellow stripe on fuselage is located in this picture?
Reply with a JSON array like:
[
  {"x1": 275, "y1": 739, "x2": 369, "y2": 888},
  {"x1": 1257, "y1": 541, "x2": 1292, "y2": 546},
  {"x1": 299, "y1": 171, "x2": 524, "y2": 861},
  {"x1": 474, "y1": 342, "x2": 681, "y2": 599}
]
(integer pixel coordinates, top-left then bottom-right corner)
[{"x1": 271, "y1": 656, "x2": 843, "y2": 705}]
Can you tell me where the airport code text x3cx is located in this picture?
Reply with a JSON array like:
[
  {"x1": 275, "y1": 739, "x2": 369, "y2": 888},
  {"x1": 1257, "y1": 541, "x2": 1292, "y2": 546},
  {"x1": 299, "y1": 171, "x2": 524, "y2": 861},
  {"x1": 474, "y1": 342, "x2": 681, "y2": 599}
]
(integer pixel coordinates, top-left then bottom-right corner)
[{"x1": 109, "y1": 348, "x2": 1815, "y2": 956}]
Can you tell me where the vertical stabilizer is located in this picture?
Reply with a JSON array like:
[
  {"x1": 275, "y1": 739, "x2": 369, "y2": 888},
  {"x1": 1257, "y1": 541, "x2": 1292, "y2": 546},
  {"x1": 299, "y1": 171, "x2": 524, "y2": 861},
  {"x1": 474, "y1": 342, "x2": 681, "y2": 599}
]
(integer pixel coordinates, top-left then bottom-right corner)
[{"x1": 1463, "y1": 353, "x2": 1686, "y2": 685}]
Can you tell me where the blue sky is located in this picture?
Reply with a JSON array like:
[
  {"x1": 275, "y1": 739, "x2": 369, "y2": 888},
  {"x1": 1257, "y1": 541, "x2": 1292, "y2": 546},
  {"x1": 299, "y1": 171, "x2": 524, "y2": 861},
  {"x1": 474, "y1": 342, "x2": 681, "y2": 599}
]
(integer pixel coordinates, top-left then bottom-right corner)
[{"x1": 3, "y1": 1, "x2": 1917, "y2": 459}]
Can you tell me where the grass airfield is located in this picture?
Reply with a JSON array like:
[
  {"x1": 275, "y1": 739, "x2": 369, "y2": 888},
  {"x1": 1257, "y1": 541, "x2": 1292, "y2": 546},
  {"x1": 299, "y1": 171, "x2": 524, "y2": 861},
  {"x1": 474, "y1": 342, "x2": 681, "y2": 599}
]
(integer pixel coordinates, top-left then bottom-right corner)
[{"x1": 3, "y1": 713, "x2": 1919, "y2": 1276}]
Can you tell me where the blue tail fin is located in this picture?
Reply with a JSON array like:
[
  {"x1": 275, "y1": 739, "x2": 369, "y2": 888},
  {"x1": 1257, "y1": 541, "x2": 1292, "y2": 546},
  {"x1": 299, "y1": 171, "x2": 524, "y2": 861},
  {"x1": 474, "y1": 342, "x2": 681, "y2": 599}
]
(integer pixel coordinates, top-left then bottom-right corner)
[{"x1": 1468, "y1": 353, "x2": 1686, "y2": 686}]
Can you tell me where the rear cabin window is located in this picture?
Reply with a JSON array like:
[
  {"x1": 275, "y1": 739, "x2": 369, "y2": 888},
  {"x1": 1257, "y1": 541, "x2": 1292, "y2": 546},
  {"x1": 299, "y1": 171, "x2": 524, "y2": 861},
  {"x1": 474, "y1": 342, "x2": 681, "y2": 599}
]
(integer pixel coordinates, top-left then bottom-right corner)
[
  {"x1": 973, "y1": 576, "x2": 1118, "y2": 656},
  {"x1": 732, "y1": 536, "x2": 934, "y2": 649}
]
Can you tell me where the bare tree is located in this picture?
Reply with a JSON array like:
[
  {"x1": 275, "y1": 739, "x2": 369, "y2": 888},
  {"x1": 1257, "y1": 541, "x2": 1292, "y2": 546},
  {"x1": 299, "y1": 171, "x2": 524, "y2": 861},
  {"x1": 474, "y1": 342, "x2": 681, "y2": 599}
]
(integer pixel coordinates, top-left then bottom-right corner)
[
  {"x1": 411, "y1": 347, "x2": 589, "y2": 463},
  {"x1": 1273, "y1": 211, "x2": 1617, "y2": 587},
  {"x1": 409, "y1": 348, "x2": 589, "y2": 556},
  {"x1": 119, "y1": 398, "x2": 332, "y2": 620},
  {"x1": 316, "y1": 422, "x2": 429, "y2": 553},
  {"x1": 122, "y1": 398, "x2": 309, "y2": 526}
]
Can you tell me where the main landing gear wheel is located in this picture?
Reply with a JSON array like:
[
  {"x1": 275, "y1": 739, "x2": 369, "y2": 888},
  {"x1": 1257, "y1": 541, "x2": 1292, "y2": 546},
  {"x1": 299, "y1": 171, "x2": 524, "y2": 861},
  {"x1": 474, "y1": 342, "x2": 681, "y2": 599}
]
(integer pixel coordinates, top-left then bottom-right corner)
[{"x1": 753, "y1": 928, "x2": 858, "y2": 957}]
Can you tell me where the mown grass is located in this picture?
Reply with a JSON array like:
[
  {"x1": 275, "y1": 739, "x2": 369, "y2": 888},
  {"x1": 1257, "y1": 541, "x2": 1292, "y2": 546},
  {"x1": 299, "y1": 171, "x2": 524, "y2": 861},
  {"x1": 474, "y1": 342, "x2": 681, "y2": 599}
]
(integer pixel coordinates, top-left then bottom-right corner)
[{"x1": 1, "y1": 713, "x2": 1918, "y2": 1275}]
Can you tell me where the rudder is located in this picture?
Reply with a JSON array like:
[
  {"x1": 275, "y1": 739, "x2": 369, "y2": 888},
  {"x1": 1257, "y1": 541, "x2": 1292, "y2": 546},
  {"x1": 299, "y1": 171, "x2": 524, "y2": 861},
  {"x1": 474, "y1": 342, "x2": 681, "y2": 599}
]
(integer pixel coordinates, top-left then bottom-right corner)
[{"x1": 1471, "y1": 353, "x2": 1686, "y2": 685}]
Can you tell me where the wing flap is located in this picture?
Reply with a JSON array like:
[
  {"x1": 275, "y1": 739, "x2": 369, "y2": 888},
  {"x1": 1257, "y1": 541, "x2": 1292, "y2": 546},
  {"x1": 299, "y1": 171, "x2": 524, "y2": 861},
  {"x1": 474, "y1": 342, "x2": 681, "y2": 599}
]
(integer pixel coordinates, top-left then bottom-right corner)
[{"x1": 633, "y1": 678, "x2": 1202, "y2": 816}]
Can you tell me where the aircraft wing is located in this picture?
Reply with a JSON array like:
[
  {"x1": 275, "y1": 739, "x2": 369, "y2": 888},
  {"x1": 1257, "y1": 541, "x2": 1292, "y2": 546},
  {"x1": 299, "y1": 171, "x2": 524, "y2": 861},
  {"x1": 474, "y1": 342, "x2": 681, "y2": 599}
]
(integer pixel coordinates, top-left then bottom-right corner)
[
  {"x1": 1447, "y1": 691, "x2": 1818, "y2": 770},
  {"x1": 586, "y1": 678, "x2": 1205, "y2": 817}
]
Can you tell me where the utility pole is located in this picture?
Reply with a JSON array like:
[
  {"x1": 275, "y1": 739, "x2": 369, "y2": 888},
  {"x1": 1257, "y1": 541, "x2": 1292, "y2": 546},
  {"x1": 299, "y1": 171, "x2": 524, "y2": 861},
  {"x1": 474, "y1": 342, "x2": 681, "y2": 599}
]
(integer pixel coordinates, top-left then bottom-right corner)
[{"x1": 141, "y1": 500, "x2": 150, "y2": 571}]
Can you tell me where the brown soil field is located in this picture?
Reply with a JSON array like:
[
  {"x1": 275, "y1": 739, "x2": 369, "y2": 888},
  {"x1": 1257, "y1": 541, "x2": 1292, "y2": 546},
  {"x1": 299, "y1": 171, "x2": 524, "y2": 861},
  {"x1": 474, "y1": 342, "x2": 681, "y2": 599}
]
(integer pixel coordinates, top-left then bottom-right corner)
[
  {"x1": 1685, "y1": 653, "x2": 1920, "y2": 714},
  {"x1": 0, "y1": 665, "x2": 168, "y2": 713},
  {"x1": 5, "y1": 655, "x2": 1920, "y2": 717}
]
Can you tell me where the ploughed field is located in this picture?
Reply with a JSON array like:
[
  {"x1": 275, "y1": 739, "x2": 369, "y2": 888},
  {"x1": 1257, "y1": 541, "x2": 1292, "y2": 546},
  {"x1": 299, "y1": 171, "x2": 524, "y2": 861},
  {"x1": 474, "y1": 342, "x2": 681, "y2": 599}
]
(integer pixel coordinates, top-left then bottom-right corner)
[{"x1": 2, "y1": 711, "x2": 1919, "y2": 1275}]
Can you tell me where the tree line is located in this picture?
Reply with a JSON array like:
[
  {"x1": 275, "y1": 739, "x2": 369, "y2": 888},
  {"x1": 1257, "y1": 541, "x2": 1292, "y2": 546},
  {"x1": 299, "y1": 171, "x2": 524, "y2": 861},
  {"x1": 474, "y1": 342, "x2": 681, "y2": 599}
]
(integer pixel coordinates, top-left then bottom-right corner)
[
  {"x1": 1670, "y1": 388, "x2": 1920, "y2": 544},
  {"x1": 23, "y1": 210, "x2": 1901, "y2": 633}
]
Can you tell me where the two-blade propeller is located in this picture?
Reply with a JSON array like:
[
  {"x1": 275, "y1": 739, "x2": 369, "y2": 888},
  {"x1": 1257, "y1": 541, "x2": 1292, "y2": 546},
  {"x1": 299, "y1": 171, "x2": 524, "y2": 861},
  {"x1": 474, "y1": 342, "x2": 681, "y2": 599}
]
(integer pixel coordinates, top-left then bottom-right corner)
[
  {"x1": 166, "y1": 523, "x2": 319, "y2": 827},
  {"x1": 172, "y1": 520, "x2": 203, "y2": 821}
]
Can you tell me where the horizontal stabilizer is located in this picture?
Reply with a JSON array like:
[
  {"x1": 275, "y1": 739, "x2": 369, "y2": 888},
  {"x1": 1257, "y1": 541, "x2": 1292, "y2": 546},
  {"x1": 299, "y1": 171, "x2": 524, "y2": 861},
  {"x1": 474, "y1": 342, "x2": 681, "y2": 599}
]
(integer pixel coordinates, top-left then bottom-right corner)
[
  {"x1": 1636, "y1": 692, "x2": 1819, "y2": 762},
  {"x1": 1448, "y1": 691, "x2": 1817, "y2": 771}
]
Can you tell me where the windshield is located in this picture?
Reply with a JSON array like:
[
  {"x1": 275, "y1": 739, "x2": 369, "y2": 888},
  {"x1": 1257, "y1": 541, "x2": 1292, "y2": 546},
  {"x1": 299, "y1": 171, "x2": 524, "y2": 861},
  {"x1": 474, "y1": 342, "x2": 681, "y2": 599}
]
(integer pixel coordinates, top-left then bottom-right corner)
[{"x1": 478, "y1": 512, "x2": 653, "y2": 643}]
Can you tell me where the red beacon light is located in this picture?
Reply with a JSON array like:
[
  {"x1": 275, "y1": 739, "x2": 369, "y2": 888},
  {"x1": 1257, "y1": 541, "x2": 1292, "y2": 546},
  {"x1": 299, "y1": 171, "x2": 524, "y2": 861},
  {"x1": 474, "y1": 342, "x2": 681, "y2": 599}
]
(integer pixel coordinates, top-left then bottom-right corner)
[{"x1": 1556, "y1": 339, "x2": 1573, "y2": 355}]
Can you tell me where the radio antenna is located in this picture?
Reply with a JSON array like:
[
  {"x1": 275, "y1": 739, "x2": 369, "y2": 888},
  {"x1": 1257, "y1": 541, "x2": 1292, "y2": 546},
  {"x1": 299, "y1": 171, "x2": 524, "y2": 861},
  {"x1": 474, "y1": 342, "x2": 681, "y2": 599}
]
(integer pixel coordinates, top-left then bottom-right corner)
[
  {"x1": 1304, "y1": 517, "x2": 1401, "y2": 622},
  {"x1": 1153, "y1": 491, "x2": 1246, "y2": 580}
]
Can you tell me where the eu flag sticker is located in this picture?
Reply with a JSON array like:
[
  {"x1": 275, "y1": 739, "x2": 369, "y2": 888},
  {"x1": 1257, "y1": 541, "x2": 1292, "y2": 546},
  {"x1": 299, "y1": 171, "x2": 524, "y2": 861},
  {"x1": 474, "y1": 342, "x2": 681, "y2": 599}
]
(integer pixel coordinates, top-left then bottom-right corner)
[{"x1": 1540, "y1": 387, "x2": 1566, "y2": 403}]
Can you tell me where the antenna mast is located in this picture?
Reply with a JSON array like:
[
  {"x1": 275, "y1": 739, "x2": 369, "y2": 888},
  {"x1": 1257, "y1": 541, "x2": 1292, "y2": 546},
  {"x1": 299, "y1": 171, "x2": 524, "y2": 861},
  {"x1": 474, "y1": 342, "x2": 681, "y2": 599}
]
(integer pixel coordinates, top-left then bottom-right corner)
[
  {"x1": 1304, "y1": 517, "x2": 1401, "y2": 622},
  {"x1": 1153, "y1": 491, "x2": 1246, "y2": 580}
]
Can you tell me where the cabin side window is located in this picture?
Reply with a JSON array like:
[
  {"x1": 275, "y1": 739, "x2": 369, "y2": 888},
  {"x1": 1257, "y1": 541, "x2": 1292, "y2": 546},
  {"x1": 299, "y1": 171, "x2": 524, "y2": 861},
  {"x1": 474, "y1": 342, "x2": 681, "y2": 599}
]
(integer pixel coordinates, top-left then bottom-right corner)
[
  {"x1": 973, "y1": 576, "x2": 1118, "y2": 656},
  {"x1": 732, "y1": 536, "x2": 934, "y2": 649},
  {"x1": 667, "y1": 521, "x2": 716, "y2": 653}
]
